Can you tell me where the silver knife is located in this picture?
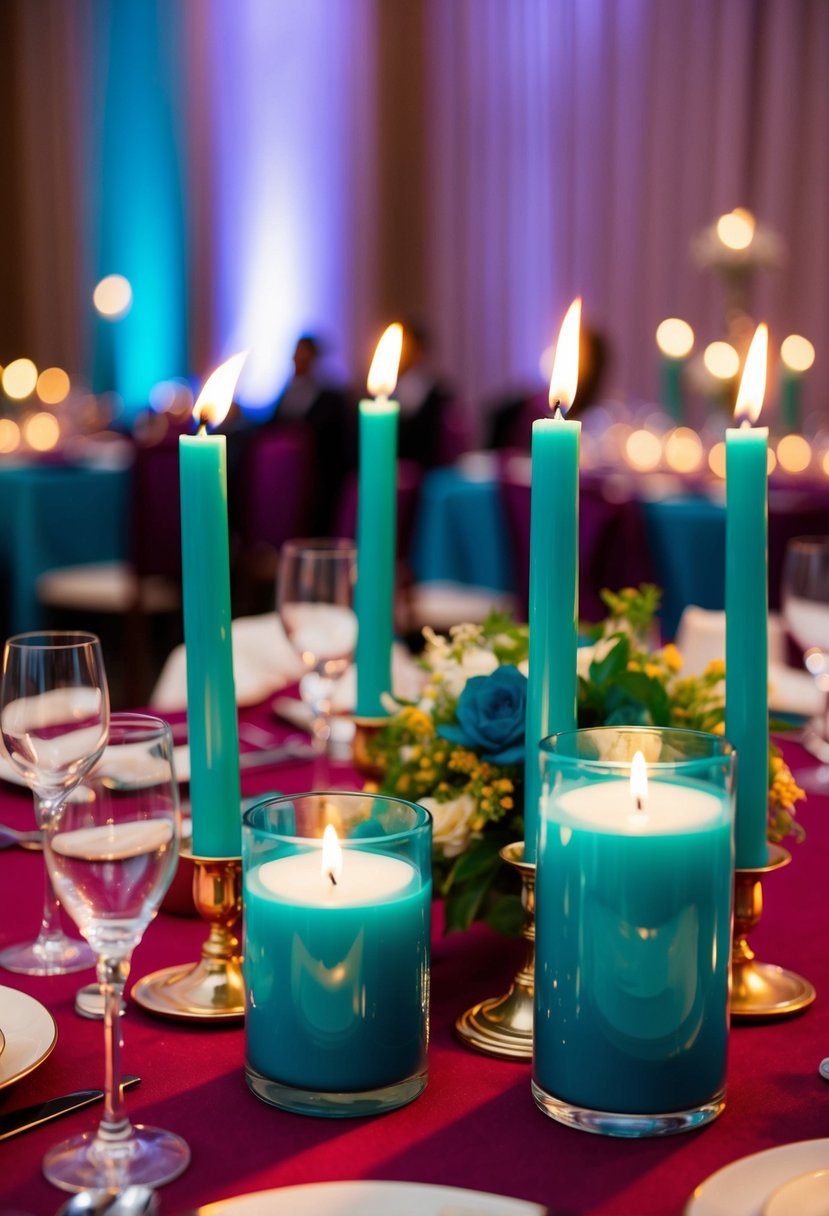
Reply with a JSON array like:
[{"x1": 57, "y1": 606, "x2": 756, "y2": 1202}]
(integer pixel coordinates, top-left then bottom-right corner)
[
  {"x1": 238, "y1": 743, "x2": 315, "y2": 769},
  {"x1": 0, "y1": 1074, "x2": 140, "y2": 1140}
]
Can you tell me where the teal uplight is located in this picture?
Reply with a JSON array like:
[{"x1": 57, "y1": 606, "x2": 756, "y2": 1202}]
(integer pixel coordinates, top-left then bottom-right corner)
[{"x1": 89, "y1": 0, "x2": 188, "y2": 416}]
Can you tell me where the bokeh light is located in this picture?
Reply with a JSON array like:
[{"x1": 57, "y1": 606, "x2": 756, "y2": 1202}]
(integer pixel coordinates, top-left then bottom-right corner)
[
  {"x1": 625, "y1": 429, "x2": 662, "y2": 472},
  {"x1": 716, "y1": 208, "x2": 756, "y2": 251},
  {"x1": 708, "y1": 442, "x2": 726, "y2": 479},
  {"x1": 766, "y1": 447, "x2": 777, "y2": 475},
  {"x1": 780, "y1": 335, "x2": 816, "y2": 374},
  {"x1": 0, "y1": 418, "x2": 21, "y2": 453},
  {"x1": 656, "y1": 318, "x2": 694, "y2": 359},
  {"x1": 36, "y1": 367, "x2": 71, "y2": 405},
  {"x1": 664, "y1": 427, "x2": 704, "y2": 473},
  {"x1": 23, "y1": 411, "x2": 60, "y2": 451},
  {"x1": 92, "y1": 274, "x2": 133, "y2": 319},
  {"x1": 776, "y1": 434, "x2": 811, "y2": 475},
  {"x1": 2, "y1": 358, "x2": 38, "y2": 400},
  {"x1": 703, "y1": 342, "x2": 740, "y2": 380}
]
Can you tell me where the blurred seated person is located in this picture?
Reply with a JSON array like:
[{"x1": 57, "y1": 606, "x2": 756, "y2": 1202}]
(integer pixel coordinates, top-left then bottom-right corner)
[
  {"x1": 487, "y1": 323, "x2": 609, "y2": 449},
  {"x1": 264, "y1": 333, "x2": 351, "y2": 534},
  {"x1": 396, "y1": 321, "x2": 457, "y2": 468}
]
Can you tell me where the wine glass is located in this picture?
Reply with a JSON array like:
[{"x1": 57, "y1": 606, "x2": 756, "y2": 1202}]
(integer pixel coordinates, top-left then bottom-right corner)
[
  {"x1": 276, "y1": 538, "x2": 358, "y2": 765},
  {"x1": 781, "y1": 536, "x2": 829, "y2": 792},
  {"x1": 0, "y1": 630, "x2": 109, "y2": 975},
  {"x1": 42, "y1": 712, "x2": 189, "y2": 1193}
]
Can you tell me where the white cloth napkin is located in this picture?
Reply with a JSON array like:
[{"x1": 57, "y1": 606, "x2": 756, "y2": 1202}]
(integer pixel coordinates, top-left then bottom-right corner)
[
  {"x1": 674, "y1": 604, "x2": 822, "y2": 716},
  {"x1": 149, "y1": 613, "x2": 425, "y2": 713}
]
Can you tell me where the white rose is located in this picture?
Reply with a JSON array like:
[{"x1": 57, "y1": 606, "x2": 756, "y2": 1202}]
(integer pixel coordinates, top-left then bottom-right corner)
[
  {"x1": 440, "y1": 648, "x2": 500, "y2": 698},
  {"x1": 420, "y1": 793, "x2": 477, "y2": 859}
]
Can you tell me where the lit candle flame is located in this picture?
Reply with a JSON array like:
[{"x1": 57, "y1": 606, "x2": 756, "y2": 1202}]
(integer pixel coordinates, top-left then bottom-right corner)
[
  {"x1": 192, "y1": 352, "x2": 248, "y2": 430},
  {"x1": 733, "y1": 324, "x2": 768, "y2": 427},
  {"x1": 321, "y1": 823, "x2": 343, "y2": 887},
  {"x1": 716, "y1": 208, "x2": 755, "y2": 251},
  {"x1": 630, "y1": 750, "x2": 648, "y2": 813},
  {"x1": 548, "y1": 297, "x2": 582, "y2": 417},
  {"x1": 367, "y1": 323, "x2": 403, "y2": 399}
]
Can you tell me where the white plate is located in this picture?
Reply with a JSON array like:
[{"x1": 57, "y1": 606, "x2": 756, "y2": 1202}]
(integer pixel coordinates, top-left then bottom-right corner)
[
  {"x1": 686, "y1": 1140, "x2": 829, "y2": 1216},
  {"x1": 764, "y1": 1168, "x2": 829, "y2": 1216},
  {"x1": 0, "y1": 984, "x2": 58, "y2": 1089},
  {"x1": 197, "y1": 1180, "x2": 546, "y2": 1216}
]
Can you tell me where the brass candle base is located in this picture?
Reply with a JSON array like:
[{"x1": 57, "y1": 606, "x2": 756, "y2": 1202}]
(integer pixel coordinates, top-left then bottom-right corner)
[
  {"x1": 132, "y1": 853, "x2": 245, "y2": 1022},
  {"x1": 455, "y1": 842, "x2": 535, "y2": 1060},
  {"x1": 351, "y1": 715, "x2": 389, "y2": 780},
  {"x1": 731, "y1": 844, "x2": 815, "y2": 1021}
]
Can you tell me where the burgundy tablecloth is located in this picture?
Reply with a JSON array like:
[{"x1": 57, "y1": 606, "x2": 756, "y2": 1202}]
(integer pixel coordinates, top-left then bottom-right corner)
[{"x1": 2, "y1": 703, "x2": 828, "y2": 1216}]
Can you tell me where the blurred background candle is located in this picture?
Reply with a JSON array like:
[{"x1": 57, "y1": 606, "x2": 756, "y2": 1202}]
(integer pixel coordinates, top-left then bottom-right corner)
[
  {"x1": 243, "y1": 792, "x2": 431, "y2": 1115},
  {"x1": 524, "y1": 298, "x2": 581, "y2": 863},
  {"x1": 726, "y1": 323, "x2": 769, "y2": 870},
  {"x1": 655, "y1": 318, "x2": 694, "y2": 423},
  {"x1": 534, "y1": 728, "x2": 734, "y2": 1135},
  {"x1": 778, "y1": 333, "x2": 815, "y2": 434},
  {"x1": 179, "y1": 353, "x2": 246, "y2": 858},
  {"x1": 355, "y1": 323, "x2": 403, "y2": 718}
]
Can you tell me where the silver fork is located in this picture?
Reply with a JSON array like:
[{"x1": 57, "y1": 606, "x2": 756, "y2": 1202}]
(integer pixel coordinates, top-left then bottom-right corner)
[{"x1": 0, "y1": 823, "x2": 43, "y2": 851}]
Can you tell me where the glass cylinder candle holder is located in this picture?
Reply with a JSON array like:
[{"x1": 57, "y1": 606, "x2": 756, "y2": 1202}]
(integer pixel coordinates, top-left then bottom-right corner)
[
  {"x1": 533, "y1": 727, "x2": 734, "y2": 1137},
  {"x1": 242, "y1": 791, "x2": 431, "y2": 1117}
]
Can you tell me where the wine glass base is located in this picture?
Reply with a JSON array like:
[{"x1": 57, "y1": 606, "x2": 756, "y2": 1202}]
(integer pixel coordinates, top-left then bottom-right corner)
[
  {"x1": 75, "y1": 983, "x2": 126, "y2": 1020},
  {"x1": 0, "y1": 934, "x2": 95, "y2": 976},
  {"x1": 43, "y1": 1125, "x2": 190, "y2": 1193}
]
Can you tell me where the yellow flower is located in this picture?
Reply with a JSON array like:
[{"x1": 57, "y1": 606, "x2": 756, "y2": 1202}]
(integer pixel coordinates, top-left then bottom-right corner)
[
  {"x1": 644, "y1": 662, "x2": 662, "y2": 679},
  {"x1": 705, "y1": 659, "x2": 726, "y2": 679},
  {"x1": 660, "y1": 643, "x2": 683, "y2": 673},
  {"x1": 712, "y1": 721, "x2": 726, "y2": 735}
]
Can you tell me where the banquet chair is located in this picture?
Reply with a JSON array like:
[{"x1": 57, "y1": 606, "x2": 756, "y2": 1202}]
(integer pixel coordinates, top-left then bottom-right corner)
[
  {"x1": 231, "y1": 425, "x2": 315, "y2": 616},
  {"x1": 36, "y1": 438, "x2": 183, "y2": 705},
  {"x1": 499, "y1": 454, "x2": 654, "y2": 623}
]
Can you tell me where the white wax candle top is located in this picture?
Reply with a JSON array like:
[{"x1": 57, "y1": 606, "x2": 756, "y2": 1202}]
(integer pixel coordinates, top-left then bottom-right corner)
[
  {"x1": 359, "y1": 397, "x2": 399, "y2": 416},
  {"x1": 551, "y1": 780, "x2": 725, "y2": 836},
  {"x1": 256, "y1": 849, "x2": 415, "y2": 907}
]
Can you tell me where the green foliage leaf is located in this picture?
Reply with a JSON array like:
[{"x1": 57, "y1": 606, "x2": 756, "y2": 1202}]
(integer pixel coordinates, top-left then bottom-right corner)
[{"x1": 589, "y1": 634, "x2": 629, "y2": 685}]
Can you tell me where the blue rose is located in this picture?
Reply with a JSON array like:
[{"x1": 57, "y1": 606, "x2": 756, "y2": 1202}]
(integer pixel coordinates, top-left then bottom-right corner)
[{"x1": 439, "y1": 665, "x2": 527, "y2": 764}]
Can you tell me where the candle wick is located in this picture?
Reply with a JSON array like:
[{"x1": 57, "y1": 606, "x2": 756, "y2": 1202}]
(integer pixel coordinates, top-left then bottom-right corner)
[
  {"x1": 552, "y1": 401, "x2": 563, "y2": 420},
  {"x1": 636, "y1": 797, "x2": 643, "y2": 813},
  {"x1": 739, "y1": 418, "x2": 751, "y2": 431},
  {"x1": 328, "y1": 870, "x2": 337, "y2": 887},
  {"x1": 197, "y1": 411, "x2": 209, "y2": 436}
]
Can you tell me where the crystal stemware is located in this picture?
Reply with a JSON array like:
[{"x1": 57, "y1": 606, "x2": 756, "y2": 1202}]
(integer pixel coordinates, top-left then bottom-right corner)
[
  {"x1": 276, "y1": 538, "x2": 358, "y2": 768},
  {"x1": 782, "y1": 535, "x2": 829, "y2": 792},
  {"x1": 42, "y1": 712, "x2": 189, "y2": 1193},
  {"x1": 0, "y1": 630, "x2": 109, "y2": 975}
]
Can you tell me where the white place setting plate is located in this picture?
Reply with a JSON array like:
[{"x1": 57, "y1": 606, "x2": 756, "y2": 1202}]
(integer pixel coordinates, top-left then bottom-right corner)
[
  {"x1": 686, "y1": 1139, "x2": 829, "y2": 1216},
  {"x1": 0, "y1": 984, "x2": 58, "y2": 1090},
  {"x1": 197, "y1": 1180, "x2": 546, "y2": 1216}
]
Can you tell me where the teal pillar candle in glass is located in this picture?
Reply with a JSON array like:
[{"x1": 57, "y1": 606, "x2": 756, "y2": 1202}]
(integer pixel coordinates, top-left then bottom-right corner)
[
  {"x1": 725, "y1": 324, "x2": 769, "y2": 871},
  {"x1": 524, "y1": 298, "x2": 582, "y2": 863},
  {"x1": 179, "y1": 354, "x2": 246, "y2": 859},
  {"x1": 355, "y1": 324, "x2": 403, "y2": 718},
  {"x1": 534, "y1": 727, "x2": 735, "y2": 1137},
  {"x1": 243, "y1": 792, "x2": 431, "y2": 1117},
  {"x1": 655, "y1": 319, "x2": 695, "y2": 425}
]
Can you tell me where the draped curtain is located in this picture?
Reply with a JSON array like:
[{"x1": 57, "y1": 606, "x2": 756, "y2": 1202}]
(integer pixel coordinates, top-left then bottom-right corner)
[
  {"x1": 424, "y1": 0, "x2": 829, "y2": 421},
  {"x1": 0, "y1": 0, "x2": 826, "y2": 423}
]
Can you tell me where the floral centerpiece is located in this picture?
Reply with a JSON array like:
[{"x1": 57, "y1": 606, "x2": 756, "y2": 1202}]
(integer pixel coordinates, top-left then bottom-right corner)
[{"x1": 370, "y1": 586, "x2": 805, "y2": 935}]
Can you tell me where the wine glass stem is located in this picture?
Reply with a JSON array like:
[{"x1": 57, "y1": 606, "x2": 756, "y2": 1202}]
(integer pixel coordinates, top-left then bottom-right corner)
[
  {"x1": 96, "y1": 956, "x2": 133, "y2": 1145},
  {"x1": 35, "y1": 793, "x2": 69, "y2": 947}
]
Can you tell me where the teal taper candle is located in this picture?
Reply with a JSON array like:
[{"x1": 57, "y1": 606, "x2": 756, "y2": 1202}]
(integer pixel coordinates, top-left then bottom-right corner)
[
  {"x1": 725, "y1": 324, "x2": 769, "y2": 870},
  {"x1": 355, "y1": 324, "x2": 403, "y2": 718},
  {"x1": 524, "y1": 299, "x2": 582, "y2": 862},
  {"x1": 179, "y1": 354, "x2": 245, "y2": 858}
]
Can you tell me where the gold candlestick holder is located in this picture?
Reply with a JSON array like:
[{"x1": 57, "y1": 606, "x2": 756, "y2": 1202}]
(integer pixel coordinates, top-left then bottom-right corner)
[
  {"x1": 455, "y1": 842, "x2": 535, "y2": 1060},
  {"x1": 132, "y1": 852, "x2": 245, "y2": 1022},
  {"x1": 351, "y1": 715, "x2": 389, "y2": 781},
  {"x1": 731, "y1": 843, "x2": 815, "y2": 1020}
]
